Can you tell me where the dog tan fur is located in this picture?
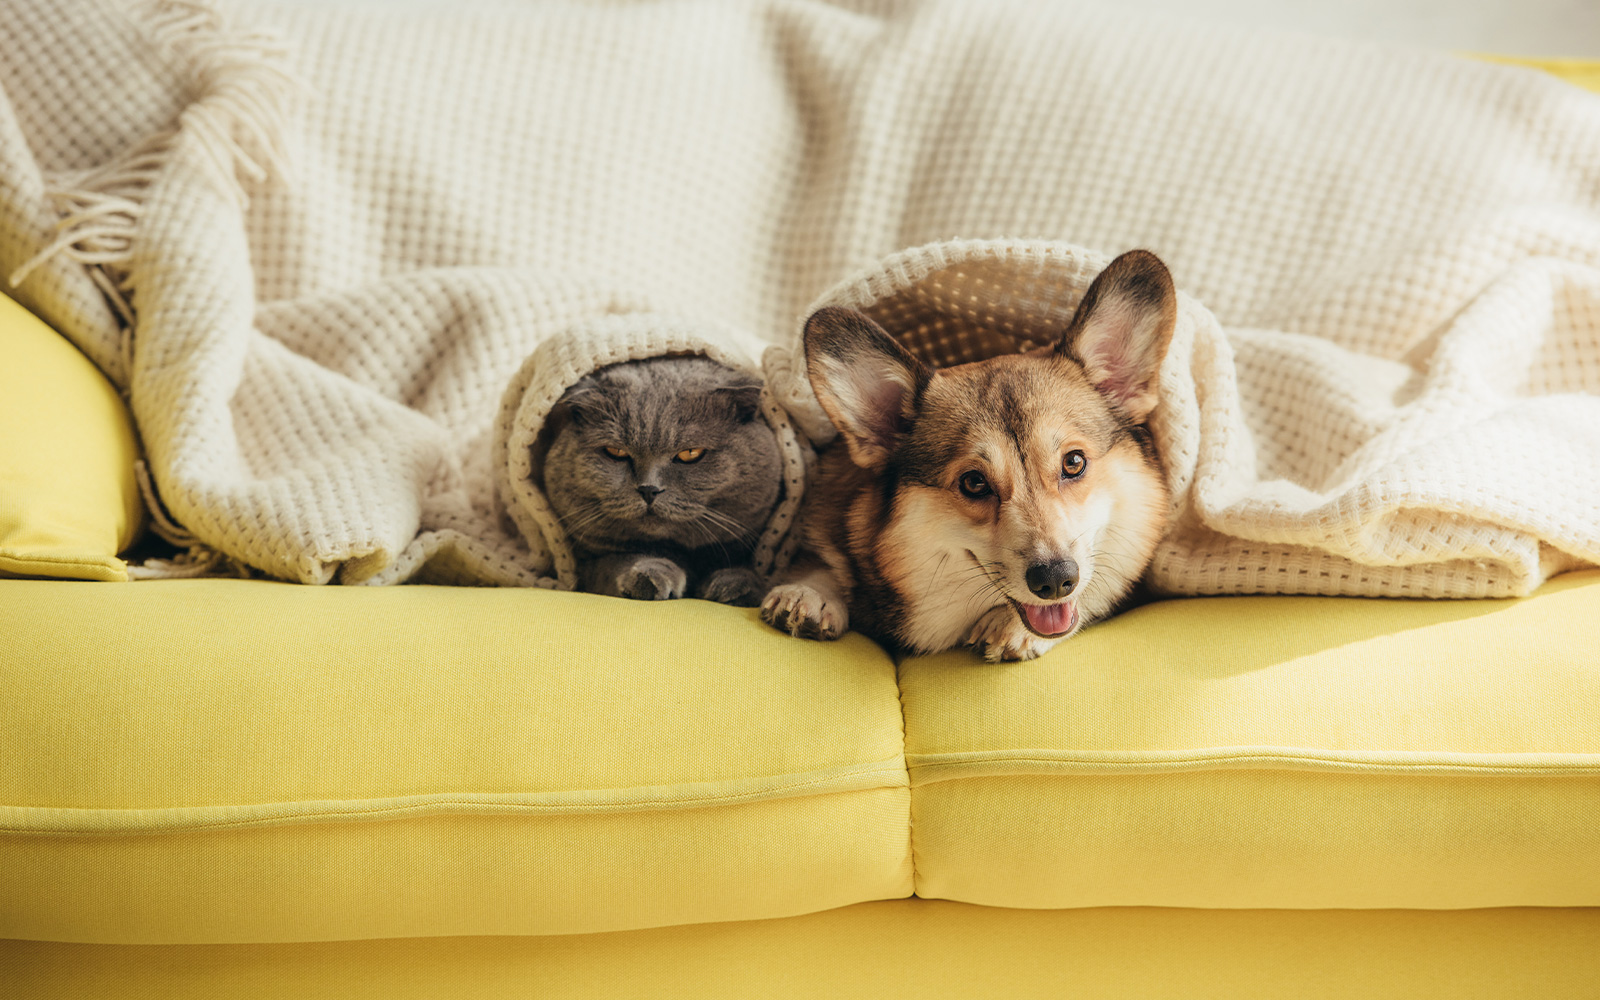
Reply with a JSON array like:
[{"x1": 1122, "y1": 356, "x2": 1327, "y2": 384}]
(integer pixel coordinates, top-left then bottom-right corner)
[{"x1": 761, "y1": 250, "x2": 1176, "y2": 661}]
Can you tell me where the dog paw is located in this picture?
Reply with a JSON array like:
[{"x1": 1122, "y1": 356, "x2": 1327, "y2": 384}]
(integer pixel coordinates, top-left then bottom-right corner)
[
  {"x1": 966, "y1": 605, "x2": 1053, "y2": 662},
  {"x1": 697, "y1": 567, "x2": 765, "y2": 607},
  {"x1": 760, "y1": 583, "x2": 848, "y2": 640},
  {"x1": 615, "y1": 557, "x2": 687, "y2": 601}
]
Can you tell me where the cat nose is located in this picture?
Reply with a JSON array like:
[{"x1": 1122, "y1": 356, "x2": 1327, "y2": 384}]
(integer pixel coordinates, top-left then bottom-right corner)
[
  {"x1": 637, "y1": 484, "x2": 664, "y2": 505},
  {"x1": 1025, "y1": 558, "x2": 1078, "y2": 600}
]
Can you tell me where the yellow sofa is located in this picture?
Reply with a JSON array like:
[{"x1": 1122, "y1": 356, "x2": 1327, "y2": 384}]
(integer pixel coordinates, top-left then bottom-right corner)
[{"x1": 4, "y1": 287, "x2": 1600, "y2": 997}]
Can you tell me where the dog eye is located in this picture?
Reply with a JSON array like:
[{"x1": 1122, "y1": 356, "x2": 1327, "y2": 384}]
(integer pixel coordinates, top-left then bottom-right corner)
[
  {"x1": 958, "y1": 470, "x2": 992, "y2": 498},
  {"x1": 674, "y1": 447, "x2": 706, "y2": 464},
  {"x1": 602, "y1": 446, "x2": 629, "y2": 460},
  {"x1": 1062, "y1": 450, "x2": 1088, "y2": 479}
]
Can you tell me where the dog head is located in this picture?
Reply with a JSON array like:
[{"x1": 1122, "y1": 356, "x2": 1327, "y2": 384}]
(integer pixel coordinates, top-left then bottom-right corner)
[{"x1": 804, "y1": 250, "x2": 1175, "y2": 650}]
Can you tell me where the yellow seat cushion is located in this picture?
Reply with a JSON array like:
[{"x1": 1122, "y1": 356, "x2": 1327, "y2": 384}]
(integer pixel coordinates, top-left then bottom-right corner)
[
  {"x1": 0, "y1": 580, "x2": 912, "y2": 944},
  {"x1": 901, "y1": 570, "x2": 1600, "y2": 910},
  {"x1": 0, "y1": 293, "x2": 142, "y2": 581}
]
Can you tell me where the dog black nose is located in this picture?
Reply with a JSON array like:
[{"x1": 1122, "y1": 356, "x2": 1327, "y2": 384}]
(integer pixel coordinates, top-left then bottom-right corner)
[
  {"x1": 1026, "y1": 559, "x2": 1078, "y2": 600},
  {"x1": 638, "y1": 484, "x2": 664, "y2": 505}
]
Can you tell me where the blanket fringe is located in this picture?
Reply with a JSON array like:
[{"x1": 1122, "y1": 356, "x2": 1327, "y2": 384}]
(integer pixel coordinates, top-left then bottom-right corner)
[
  {"x1": 10, "y1": 0, "x2": 301, "y2": 563},
  {"x1": 126, "y1": 544, "x2": 254, "y2": 581},
  {"x1": 134, "y1": 459, "x2": 197, "y2": 548},
  {"x1": 129, "y1": 459, "x2": 253, "y2": 579},
  {"x1": 7, "y1": 0, "x2": 299, "y2": 332}
]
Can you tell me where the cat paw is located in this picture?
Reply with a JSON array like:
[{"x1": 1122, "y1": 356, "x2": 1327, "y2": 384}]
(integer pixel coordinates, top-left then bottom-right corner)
[
  {"x1": 760, "y1": 583, "x2": 847, "y2": 640},
  {"x1": 615, "y1": 557, "x2": 687, "y2": 601},
  {"x1": 966, "y1": 605, "x2": 1056, "y2": 662},
  {"x1": 697, "y1": 567, "x2": 766, "y2": 607}
]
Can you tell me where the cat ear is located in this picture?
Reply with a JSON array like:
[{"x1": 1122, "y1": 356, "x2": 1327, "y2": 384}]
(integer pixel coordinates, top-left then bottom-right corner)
[
  {"x1": 1058, "y1": 250, "x2": 1176, "y2": 423},
  {"x1": 713, "y1": 384, "x2": 764, "y2": 423},
  {"x1": 556, "y1": 375, "x2": 604, "y2": 425},
  {"x1": 804, "y1": 306, "x2": 930, "y2": 470}
]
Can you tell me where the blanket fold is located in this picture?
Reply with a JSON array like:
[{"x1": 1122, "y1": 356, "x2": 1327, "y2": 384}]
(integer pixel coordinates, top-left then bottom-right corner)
[
  {"x1": 3, "y1": 0, "x2": 1598, "y2": 595},
  {"x1": 793, "y1": 239, "x2": 1600, "y2": 598}
]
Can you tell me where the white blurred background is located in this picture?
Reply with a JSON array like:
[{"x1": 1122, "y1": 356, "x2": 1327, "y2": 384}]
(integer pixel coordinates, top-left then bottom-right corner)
[
  {"x1": 1116, "y1": 0, "x2": 1600, "y2": 58},
  {"x1": 325, "y1": 1, "x2": 1600, "y2": 60}
]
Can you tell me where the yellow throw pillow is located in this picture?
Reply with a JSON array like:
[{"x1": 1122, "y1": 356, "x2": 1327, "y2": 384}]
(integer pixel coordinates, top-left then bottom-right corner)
[
  {"x1": 1473, "y1": 55, "x2": 1600, "y2": 94},
  {"x1": 0, "y1": 293, "x2": 142, "y2": 581}
]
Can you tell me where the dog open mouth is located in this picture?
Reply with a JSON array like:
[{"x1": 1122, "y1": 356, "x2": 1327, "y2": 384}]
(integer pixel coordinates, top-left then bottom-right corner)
[
  {"x1": 966, "y1": 551, "x2": 1081, "y2": 640},
  {"x1": 1009, "y1": 597, "x2": 1078, "y2": 639}
]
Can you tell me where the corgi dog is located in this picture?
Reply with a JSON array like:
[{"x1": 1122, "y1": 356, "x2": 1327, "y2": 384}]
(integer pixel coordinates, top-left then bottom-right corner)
[{"x1": 760, "y1": 250, "x2": 1176, "y2": 661}]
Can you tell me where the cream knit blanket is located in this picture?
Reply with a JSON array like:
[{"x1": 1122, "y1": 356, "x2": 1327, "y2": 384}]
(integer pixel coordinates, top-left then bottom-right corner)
[{"x1": 3, "y1": 0, "x2": 1598, "y2": 596}]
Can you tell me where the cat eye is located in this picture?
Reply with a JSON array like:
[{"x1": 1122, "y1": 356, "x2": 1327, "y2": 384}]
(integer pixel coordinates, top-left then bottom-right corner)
[
  {"x1": 1062, "y1": 450, "x2": 1088, "y2": 479},
  {"x1": 674, "y1": 448, "x2": 706, "y2": 464},
  {"x1": 958, "y1": 470, "x2": 993, "y2": 499},
  {"x1": 602, "y1": 446, "x2": 629, "y2": 460}
]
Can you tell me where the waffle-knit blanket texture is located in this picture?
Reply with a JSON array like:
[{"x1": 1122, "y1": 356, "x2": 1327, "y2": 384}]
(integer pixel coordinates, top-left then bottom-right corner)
[{"x1": 3, "y1": 0, "x2": 1598, "y2": 595}]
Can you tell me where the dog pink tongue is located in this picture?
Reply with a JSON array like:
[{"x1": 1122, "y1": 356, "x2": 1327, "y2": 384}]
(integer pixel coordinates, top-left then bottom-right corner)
[{"x1": 1024, "y1": 602, "x2": 1076, "y2": 637}]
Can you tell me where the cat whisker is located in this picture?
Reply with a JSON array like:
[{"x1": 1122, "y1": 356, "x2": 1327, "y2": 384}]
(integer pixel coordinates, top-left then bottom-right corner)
[
  {"x1": 684, "y1": 506, "x2": 757, "y2": 551},
  {"x1": 552, "y1": 502, "x2": 608, "y2": 537},
  {"x1": 697, "y1": 506, "x2": 757, "y2": 542},
  {"x1": 554, "y1": 502, "x2": 616, "y2": 541}
]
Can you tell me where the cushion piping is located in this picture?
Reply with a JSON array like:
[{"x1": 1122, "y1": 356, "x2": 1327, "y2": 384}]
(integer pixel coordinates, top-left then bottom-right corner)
[
  {"x1": 907, "y1": 746, "x2": 1600, "y2": 784},
  {"x1": 0, "y1": 549, "x2": 128, "y2": 582},
  {"x1": 0, "y1": 758, "x2": 910, "y2": 837}
]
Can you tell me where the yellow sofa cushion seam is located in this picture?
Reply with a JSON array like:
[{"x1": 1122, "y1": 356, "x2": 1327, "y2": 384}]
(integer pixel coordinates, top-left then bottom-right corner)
[
  {"x1": 0, "y1": 550, "x2": 129, "y2": 581},
  {"x1": 906, "y1": 747, "x2": 1600, "y2": 784},
  {"x1": 0, "y1": 758, "x2": 911, "y2": 837}
]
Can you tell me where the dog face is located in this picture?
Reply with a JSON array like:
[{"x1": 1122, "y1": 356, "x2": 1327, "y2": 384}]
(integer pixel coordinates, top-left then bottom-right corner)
[{"x1": 803, "y1": 250, "x2": 1175, "y2": 656}]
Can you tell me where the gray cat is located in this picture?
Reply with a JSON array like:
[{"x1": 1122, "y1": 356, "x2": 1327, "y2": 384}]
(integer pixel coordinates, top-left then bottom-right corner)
[{"x1": 543, "y1": 356, "x2": 783, "y2": 606}]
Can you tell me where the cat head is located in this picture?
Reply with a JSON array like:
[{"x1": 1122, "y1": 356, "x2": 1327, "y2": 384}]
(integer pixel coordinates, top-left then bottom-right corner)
[{"x1": 542, "y1": 356, "x2": 783, "y2": 556}]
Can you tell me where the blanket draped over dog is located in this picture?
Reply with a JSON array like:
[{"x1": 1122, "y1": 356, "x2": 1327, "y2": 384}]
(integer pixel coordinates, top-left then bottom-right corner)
[{"x1": 3, "y1": 0, "x2": 1598, "y2": 596}]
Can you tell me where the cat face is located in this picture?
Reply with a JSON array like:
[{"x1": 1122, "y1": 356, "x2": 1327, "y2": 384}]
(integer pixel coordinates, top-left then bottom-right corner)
[{"x1": 543, "y1": 357, "x2": 783, "y2": 555}]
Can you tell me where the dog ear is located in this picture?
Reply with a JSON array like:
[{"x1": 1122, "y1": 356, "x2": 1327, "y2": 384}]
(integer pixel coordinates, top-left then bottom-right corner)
[
  {"x1": 1058, "y1": 250, "x2": 1176, "y2": 423},
  {"x1": 804, "y1": 306, "x2": 931, "y2": 470}
]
